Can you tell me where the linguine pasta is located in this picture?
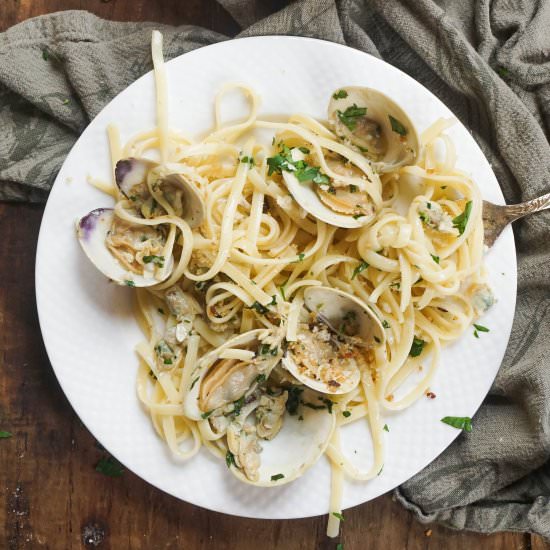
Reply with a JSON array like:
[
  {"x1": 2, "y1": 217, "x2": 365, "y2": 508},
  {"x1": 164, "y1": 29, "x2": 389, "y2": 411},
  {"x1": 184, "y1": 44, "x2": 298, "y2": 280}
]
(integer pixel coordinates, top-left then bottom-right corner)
[{"x1": 79, "y1": 31, "x2": 494, "y2": 537}]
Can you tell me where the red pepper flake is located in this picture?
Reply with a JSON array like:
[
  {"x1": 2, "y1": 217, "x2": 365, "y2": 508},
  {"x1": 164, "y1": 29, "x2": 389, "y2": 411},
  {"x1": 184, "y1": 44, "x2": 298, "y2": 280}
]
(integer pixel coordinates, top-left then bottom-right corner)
[{"x1": 426, "y1": 391, "x2": 436, "y2": 399}]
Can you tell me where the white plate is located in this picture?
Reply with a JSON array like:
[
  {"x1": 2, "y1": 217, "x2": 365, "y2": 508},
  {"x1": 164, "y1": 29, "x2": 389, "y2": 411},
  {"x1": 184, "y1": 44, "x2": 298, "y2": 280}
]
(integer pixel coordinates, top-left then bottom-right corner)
[{"x1": 35, "y1": 36, "x2": 516, "y2": 519}]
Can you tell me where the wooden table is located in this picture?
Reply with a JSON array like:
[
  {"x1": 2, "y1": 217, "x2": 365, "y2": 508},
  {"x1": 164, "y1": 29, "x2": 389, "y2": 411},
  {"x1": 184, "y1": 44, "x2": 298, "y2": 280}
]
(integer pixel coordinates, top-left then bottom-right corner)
[{"x1": 0, "y1": 2, "x2": 545, "y2": 549}]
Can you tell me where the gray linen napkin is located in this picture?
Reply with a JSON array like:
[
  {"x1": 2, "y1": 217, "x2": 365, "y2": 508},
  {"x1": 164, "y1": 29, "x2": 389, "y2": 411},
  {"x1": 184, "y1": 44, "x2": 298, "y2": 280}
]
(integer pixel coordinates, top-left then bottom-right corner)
[{"x1": 2, "y1": 0, "x2": 549, "y2": 537}]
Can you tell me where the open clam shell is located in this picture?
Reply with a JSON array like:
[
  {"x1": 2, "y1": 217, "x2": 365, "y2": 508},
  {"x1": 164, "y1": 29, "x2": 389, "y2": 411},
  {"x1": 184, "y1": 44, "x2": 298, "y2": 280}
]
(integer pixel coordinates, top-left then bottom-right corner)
[
  {"x1": 282, "y1": 286, "x2": 385, "y2": 395},
  {"x1": 226, "y1": 386, "x2": 335, "y2": 487},
  {"x1": 328, "y1": 86, "x2": 419, "y2": 172},
  {"x1": 76, "y1": 208, "x2": 174, "y2": 287},
  {"x1": 115, "y1": 158, "x2": 206, "y2": 228},
  {"x1": 183, "y1": 329, "x2": 335, "y2": 486},
  {"x1": 283, "y1": 171, "x2": 370, "y2": 229}
]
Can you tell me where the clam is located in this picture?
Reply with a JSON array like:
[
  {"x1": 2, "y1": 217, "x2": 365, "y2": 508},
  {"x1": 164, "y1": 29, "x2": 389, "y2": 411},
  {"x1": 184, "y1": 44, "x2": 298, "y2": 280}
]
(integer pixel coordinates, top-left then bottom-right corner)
[
  {"x1": 282, "y1": 286, "x2": 385, "y2": 394},
  {"x1": 328, "y1": 86, "x2": 419, "y2": 172},
  {"x1": 77, "y1": 208, "x2": 174, "y2": 287},
  {"x1": 115, "y1": 157, "x2": 205, "y2": 227},
  {"x1": 183, "y1": 329, "x2": 335, "y2": 486}
]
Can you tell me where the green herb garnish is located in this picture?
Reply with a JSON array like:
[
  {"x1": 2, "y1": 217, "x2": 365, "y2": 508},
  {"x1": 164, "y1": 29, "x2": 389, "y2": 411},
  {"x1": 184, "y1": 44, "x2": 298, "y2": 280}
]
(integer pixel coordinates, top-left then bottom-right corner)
[
  {"x1": 292, "y1": 253, "x2": 305, "y2": 263},
  {"x1": 332, "y1": 512, "x2": 344, "y2": 521},
  {"x1": 0, "y1": 431, "x2": 12, "y2": 439},
  {"x1": 349, "y1": 184, "x2": 358, "y2": 193},
  {"x1": 332, "y1": 90, "x2": 348, "y2": 100},
  {"x1": 143, "y1": 255, "x2": 165, "y2": 267},
  {"x1": 201, "y1": 410, "x2": 213, "y2": 419},
  {"x1": 286, "y1": 386, "x2": 304, "y2": 415},
  {"x1": 96, "y1": 457, "x2": 124, "y2": 477},
  {"x1": 226, "y1": 450, "x2": 236, "y2": 468},
  {"x1": 240, "y1": 155, "x2": 255, "y2": 166},
  {"x1": 255, "y1": 374, "x2": 267, "y2": 384},
  {"x1": 190, "y1": 376, "x2": 199, "y2": 390},
  {"x1": 409, "y1": 337, "x2": 426, "y2": 357},
  {"x1": 233, "y1": 396, "x2": 245, "y2": 416},
  {"x1": 351, "y1": 261, "x2": 369, "y2": 279},
  {"x1": 497, "y1": 66, "x2": 509, "y2": 77},
  {"x1": 382, "y1": 320, "x2": 390, "y2": 329},
  {"x1": 337, "y1": 104, "x2": 367, "y2": 131},
  {"x1": 389, "y1": 115, "x2": 408, "y2": 136},
  {"x1": 342, "y1": 411, "x2": 351, "y2": 418},
  {"x1": 431, "y1": 254, "x2": 440, "y2": 264},
  {"x1": 441, "y1": 416, "x2": 472, "y2": 432},
  {"x1": 124, "y1": 280, "x2": 135, "y2": 287},
  {"x1": 452, "y1": 201, "x2": 473, "y2": 235},
  {"x1": 250, "y1": 301, "x2": 269, "y2": 314},
  {"x1": 473, "y1": 323, "x2": 490, "y2": 338},
  {"x1": 383, "y1": 424, "x2": 389, "y2": 432},
  {"x1": 271, "y1": 473, "x2": 285, "y2": 481}
]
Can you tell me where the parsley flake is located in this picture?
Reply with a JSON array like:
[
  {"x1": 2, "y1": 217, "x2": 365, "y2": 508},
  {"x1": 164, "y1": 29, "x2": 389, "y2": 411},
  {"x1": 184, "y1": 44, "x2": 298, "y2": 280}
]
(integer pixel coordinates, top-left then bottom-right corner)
[
  {"x1": 143, "y1": 255, "x2": 165, "y2": 267},
  {"x1": 351, "y1": 261, "x2": 369, "y2": 279},
  {"x1": 271, "y1": 473, "x2": 285, "y2": 481},
  {"x1": 0, "y1": 431, "x2": 12, "y2": 439},
  {"x1": 332, "y1": 90, "x2": 348, "y2": 100},
  {"x1": 124, "y1": 280, "x2": 135, "y2": 287},
  {"x1": 337, "y1": 104, "x2": 367, "y2": 131},
  {"x1": 452, "y1": 201, "x2": 473, "y2": 235},
  {"x1": 431, "y1": 254, "x2": 440, "y2": 264},
  {"x1": 96, "y1": 456, "x2": 124, "y2": 477},
  {"x1": 226, "y1": 450, "x2": 236, "y2": 468},
  {"x1": 383, "y1": 424, "x2": 389, "y2": 432},
  {"x1": 342, "y1": 410, "x2": 351, "y2": 418},
  {"x1": 382, "y1": 320, "x2": 390, "y2": 329},
  {"x1": 409, "y1": 337, "x2": 426, "y2": 357},
  {"x1": 441, "y1": 416, "x2": 472, "y2": 432},
  {"x1": 389, "y1": 115, "x2": 408, "y2": 136},
  {"x1": 332, "y1": 512, "x2": 344, "y2": 521}
]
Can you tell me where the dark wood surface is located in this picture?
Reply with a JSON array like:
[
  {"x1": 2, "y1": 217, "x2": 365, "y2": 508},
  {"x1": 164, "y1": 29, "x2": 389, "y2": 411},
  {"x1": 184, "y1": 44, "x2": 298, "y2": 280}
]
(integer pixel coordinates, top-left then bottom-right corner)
[{"x1": 0, "y1": 2, "x2": 544, "y2": 549}]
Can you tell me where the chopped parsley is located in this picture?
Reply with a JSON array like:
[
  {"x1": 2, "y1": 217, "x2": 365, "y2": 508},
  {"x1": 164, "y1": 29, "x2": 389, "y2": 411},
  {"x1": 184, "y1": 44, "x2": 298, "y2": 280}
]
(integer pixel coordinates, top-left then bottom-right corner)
[
  {"x1": 286, "y1": 386, "x2": 304, "y2": 415},
  {"x1": 271, "y1": 473, "x2": 285, "y2": 481},
  {"x1": 226, "y1": 450, "x2": 236, "y2": 468},
  {"x1": 332, "y1": 512, "x2": 345, "y2": 521},
  {"x1": 452, "y1": 200, "x2": 473, "y2": 235},
  {"x1": 382, "y1": 320, "x2": 391, "y2": 329},
  {"x1": 409, "y1": 337, "x2": 426, "y2": 357},
  {"x1": 201, "y1": 410, "x2": 213, "y2": 419},
  {"x1": 62, "y1": 98, "x2": 70, "y2": 105},
  {"x1": 431, "y1": 254, "x2": 440, "y2": 264},
  {"x1": 303, "y1": 402, "x2": 326, "y2": 411},
  {"x1": 41, "y1": 46, "x2": 63, "y2": 64},
  {"x1": 352, "y1": 213, "x2": 365, "y2": 220},
  {"x1": 124, "y1": 280, "x2": 135, "y2": 287},
  {"x1": 322, "y1": 398, "x2": 334, "y2": 414},
  {"x1": 268, "y1": 295, "x2": 277, "y2": 306},
  {"x1": 419, "y1": 211, "x2": 428, "y2": 223},
  {"x1": 278, "y1": 281, "x2": 287, "y2": 301},
  {"x1": 337, "y1": 104, "x2": 367, "y2": 131},
  {"x1": 190, "y1": 376, "x2": 199, "y2": 390},
  {"x1": 349, "y1": 184, "x2": 358, "y2": 193},
  {"x1": 389, "y1": 115, "x2": 408, "y2": 136},
  {"x1": 383, "y1": 424, "x2": 389, "y2": 432},
  {"x1": 255, "y1": 374, "x2": 267, "y2": 384},
  {"x1": 0, "y1": 431, "x2": 12, "y2": 439},
  {"x1": 342, "y1": 410, "x2": 351, "y2": 418},
  {"x1": 497, "y1": 66, "x2": 509, "y2": 77},
  {"x1": 351, "y1": 261, "x2": 369, "y2": 279},
  {"x1": 332, "y1": 90, "x2": 348, "y2": 100},
  {"x1": 143, "y1": 255, "x2": 165, "y2": 267},
  {"x1": 259, "y1": 344, "x2": 278, "y2": 356},
  {"x1": 267, "y1": 142, "x2": 329, "y2": 185},
  {"x1": 232, "y1": 396, "x2": 245, "y2": 416},
  {"x1": 96, "y1": 456, "x2": 124, "y2": 477},
  {"x1": 441, "y1": 416, "x2": 472, "y2": 432},
  {"x1": 473, "y1": 323, "x2": 490, "y2": 338},
  {"x1": 250, "y1": 301, "x2": 269, "y2": 314},
  {"x1": 292, "y1": 253, "x2": 306, "y2": 263},
  {"x1": 163, "y1": 358, "x2": 173, "y2": 365},
  {"x1": 240, "y1": 155, "x2": 255, "y2": 166}
]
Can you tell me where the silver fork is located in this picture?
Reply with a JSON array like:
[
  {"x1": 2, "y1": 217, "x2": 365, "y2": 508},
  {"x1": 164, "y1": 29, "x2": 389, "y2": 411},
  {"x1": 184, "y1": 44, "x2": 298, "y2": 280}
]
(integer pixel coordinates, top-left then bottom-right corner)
[{"x1": 483, "y1": 192, "x2": 550, "y2": 247}]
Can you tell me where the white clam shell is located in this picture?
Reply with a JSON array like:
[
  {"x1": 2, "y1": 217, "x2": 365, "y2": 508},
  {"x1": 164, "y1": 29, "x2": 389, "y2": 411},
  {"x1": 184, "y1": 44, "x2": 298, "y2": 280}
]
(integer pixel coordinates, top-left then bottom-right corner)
[
  {"x1": 283, "y1": 286, "x2": 385, "y2": 395},
  {"x1": 115, "y1": 158, "x2": 206, "y2": 228},
  {"x1": 328, "y1": 86, "x2": 420, "y2": 172},
  {"x1": 283, "y1": 171, "x2": 368, "y2": 229},
  {"x1": 76, "y1": 208, "x2": 174, "y2": 287}
]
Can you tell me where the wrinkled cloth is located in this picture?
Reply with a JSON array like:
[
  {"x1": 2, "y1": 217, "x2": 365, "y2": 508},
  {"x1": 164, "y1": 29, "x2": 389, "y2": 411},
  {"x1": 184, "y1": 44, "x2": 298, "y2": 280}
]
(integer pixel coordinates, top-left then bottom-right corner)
[{"x1": 1, "y1": 0, "x2": 549, "y2": 537}]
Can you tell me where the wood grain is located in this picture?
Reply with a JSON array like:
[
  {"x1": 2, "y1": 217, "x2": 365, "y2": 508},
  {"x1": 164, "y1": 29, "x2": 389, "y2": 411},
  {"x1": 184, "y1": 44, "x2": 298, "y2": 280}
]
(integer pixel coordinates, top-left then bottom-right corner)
[{"x1": 0, "y1": 2, "x2": 538, "y2": 549}]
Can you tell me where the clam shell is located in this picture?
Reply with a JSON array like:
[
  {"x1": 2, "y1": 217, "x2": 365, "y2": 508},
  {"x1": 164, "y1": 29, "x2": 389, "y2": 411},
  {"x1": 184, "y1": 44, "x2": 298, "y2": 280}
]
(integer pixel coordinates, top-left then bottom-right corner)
[
  {"x1": 76, "y1": 208, "x2": 173, "y2": 287},
  {"x1": 328, "y1": 86, "x2": 420, "y2": 172}
]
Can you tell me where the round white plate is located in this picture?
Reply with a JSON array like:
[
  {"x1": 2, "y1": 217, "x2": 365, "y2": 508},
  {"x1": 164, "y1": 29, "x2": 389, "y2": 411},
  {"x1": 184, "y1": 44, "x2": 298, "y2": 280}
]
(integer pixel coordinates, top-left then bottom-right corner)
[{"x1": 35, "y1": 36, "x2": 516, "y2": 519}]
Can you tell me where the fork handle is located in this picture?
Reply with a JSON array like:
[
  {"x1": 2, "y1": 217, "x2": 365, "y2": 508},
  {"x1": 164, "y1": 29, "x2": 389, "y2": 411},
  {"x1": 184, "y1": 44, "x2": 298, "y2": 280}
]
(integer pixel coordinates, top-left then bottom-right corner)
[{"x1": 504, "y1": 192, "x2": 550, "y2": 220}]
